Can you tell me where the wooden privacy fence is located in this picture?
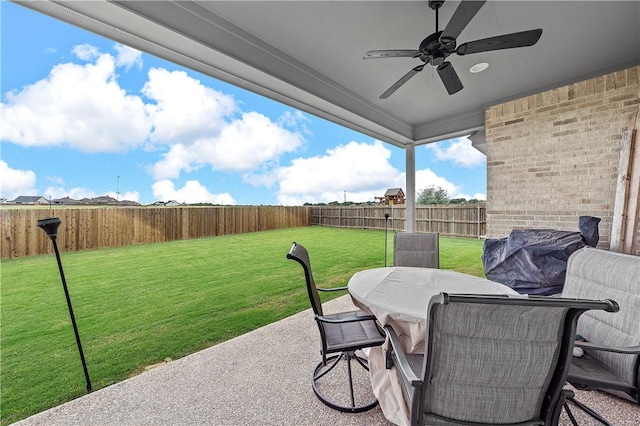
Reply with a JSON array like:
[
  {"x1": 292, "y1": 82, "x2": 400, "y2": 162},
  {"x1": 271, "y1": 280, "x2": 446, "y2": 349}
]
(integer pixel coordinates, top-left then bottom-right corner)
[
  {"x1": 310, "y1": 204, "x2": 486, "y2": 238},
  {"x1": 1, "y1": 206, "x2": 311, "y2": 259}
]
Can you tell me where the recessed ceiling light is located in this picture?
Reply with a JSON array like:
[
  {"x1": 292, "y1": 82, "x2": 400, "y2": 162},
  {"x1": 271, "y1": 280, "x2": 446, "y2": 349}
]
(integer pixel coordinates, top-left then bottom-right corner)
[{"x1": 470, "y1": 62, "x2": 489, "y2": 74}]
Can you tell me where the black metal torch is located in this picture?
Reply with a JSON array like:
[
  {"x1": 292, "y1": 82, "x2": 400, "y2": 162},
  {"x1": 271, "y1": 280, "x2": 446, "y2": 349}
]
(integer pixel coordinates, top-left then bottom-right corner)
[{"x1": 37, "y1": 217, "x2": 92, "y2": 393}]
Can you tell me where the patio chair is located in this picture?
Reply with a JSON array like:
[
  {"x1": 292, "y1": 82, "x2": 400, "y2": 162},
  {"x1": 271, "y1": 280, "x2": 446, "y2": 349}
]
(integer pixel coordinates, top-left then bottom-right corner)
[
  {"x1": 286, "y1": 242, "x2": 385, "y2": 413},
  {"x1": 384, "y1": 292, "x2": 618, "y2": 426},
  {"x1": 393, "y1": 232, "x2": 439, "y2": 268},
  {"x1": 560, "y1": 247, "x2": 640, "y2": 425}
]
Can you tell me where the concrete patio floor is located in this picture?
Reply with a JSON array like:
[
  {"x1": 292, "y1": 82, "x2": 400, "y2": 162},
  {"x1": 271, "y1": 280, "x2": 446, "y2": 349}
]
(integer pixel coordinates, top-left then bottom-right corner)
[{"x1": 13, "y1": 295, "x2": 639, "y2": 426}]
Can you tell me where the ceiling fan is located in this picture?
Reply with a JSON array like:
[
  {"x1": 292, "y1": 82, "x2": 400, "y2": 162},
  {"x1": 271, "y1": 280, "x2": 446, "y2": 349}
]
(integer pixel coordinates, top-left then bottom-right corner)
[{"x1": 363, "y1": 0, "x2": 542, "y2": 98}]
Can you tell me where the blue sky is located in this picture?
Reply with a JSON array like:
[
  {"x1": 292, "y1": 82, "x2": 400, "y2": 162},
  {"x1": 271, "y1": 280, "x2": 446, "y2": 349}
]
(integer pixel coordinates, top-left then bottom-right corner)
[{"x1": 1, "y1": 2, "x2": 486, "y2": 206}]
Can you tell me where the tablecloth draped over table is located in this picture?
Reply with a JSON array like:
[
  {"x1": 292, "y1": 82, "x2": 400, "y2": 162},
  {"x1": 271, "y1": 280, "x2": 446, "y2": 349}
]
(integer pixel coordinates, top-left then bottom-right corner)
[
  {"x1": 368, "y1": 345, "x2": 411, "y2": 426},
  {"x1": 348, "y1": 267, "x2": 518, "y2": 426}
]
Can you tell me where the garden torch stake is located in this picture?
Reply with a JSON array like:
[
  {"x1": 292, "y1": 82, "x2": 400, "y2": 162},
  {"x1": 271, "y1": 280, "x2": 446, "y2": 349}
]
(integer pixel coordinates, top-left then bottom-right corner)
[{"x1": 37, "y1": 217, "x2": 92, "y2": 393}]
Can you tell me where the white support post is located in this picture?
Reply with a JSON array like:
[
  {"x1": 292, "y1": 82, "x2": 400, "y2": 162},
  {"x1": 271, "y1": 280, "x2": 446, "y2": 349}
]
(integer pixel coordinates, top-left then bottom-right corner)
[{"x1": 406, "y1": 143, "x2": 415, "y2": 233}]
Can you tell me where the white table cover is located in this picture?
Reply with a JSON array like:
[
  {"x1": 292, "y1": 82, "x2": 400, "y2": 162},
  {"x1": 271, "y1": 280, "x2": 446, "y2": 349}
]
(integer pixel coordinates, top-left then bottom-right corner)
[{"x1": 348, "y1": 267, "x2": 518, "y2": 426}]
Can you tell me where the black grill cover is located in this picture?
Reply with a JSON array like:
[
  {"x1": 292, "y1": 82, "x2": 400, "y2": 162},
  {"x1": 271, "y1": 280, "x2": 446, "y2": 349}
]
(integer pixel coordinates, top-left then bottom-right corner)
[{"x1": 481, "y1": 217, "x2": 600, "y2": 295}]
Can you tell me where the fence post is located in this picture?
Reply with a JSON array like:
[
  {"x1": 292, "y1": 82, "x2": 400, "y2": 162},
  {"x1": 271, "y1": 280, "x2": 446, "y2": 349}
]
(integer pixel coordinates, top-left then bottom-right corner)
[
  {"x1": 391, "y1": 204, "x2": 395, "y2": 232},
  {"x1": 477, "y1": 203, "x2": 481, "y2": 239}
]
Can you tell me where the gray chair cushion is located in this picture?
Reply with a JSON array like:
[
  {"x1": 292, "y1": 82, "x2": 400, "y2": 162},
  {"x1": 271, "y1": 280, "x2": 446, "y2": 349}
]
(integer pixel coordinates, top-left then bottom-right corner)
[
  {"x1": 322, "y1": 310, "x2": 385, "y2": 352},
  {"x1": 561, "y1": 247, "x2": 640, "y2": 386},
  {"x1": 393, "y1": 233, "x2": 439, "y2": 268},
  {"x1": 423, "y1": 303, "x2": 564, "y2": 424}
]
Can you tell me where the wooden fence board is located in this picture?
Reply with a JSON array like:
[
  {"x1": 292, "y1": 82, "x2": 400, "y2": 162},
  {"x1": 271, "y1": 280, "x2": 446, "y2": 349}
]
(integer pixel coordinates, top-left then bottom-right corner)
[
  {"x1": 2, "y1": 205, "x2": 478, "y2": 259},
  {"x1": 310, "y1": 204, "x2": 486, "y2": 238},
  {"x1": 1, "y1": 206, "x2": 311, "y2": 259}
]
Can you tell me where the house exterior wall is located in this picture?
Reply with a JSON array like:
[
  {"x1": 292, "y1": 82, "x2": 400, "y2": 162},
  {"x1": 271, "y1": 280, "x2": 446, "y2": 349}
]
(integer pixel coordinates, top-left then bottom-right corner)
[{"x1": 485, "y1": 65, "x2": 640, "y2": 254}]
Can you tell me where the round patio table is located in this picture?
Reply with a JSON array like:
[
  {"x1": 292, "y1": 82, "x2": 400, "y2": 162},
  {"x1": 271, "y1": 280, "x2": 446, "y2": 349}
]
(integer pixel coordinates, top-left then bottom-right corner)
[
  {"x1": 347, "y1": 267, "x2": 517, "y2": 426},
  {"x1": 348, "y1": 266, "x2": 518, "y2": 352}
]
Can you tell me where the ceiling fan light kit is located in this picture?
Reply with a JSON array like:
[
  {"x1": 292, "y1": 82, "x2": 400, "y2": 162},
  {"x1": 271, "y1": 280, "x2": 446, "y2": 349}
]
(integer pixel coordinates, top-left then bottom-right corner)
[
  {"x1": 470, "y1": 62, "x2": 489, "y2": 73},
  {"x1": 364, "y1": 0, "x2": 542, "y2": 98}
]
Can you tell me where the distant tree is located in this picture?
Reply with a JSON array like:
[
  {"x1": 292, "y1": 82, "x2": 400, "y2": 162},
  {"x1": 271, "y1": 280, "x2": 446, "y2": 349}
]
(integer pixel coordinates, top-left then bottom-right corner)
[
  {"x1": 417, "y1": 185, "x2": 450, "y2": 205},
  {"x1": 449, "y1": 198, "x2": 467, "y2": 204}
]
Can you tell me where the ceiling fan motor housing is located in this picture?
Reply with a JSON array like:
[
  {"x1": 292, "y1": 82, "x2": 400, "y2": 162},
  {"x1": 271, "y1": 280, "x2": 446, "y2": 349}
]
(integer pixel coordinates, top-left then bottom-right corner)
[{"x1": 419, "y1": 31, "x2": 456, "y2": 66}]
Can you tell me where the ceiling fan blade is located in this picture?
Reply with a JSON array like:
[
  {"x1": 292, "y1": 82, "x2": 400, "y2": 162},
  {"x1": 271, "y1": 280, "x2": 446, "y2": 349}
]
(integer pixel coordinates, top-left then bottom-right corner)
[
  {"x1": 437, "y1": 61, "x2": 463, "y2": 95},
  {"x1": 456, "y1": 29, "x2": 543, "y2": 55},
  {"x1": 439, "y1": 0, "x2": 487, "y2": 44},
  {"x1": 363, "y1": 49, "x2": 421, "y2": 59},
  {"x1": 380, "y1": 65, "x2": 425, "y2": 99}
]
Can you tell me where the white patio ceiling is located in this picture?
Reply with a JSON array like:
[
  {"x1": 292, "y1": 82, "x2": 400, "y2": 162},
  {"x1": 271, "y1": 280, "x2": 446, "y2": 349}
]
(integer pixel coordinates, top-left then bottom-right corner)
[{"x1": 15, "y1": 0, "x2": 640, "y2": 229}]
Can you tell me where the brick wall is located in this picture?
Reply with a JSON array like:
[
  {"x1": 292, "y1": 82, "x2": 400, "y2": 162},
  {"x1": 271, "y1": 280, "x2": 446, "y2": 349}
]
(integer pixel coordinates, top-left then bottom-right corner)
[{"x1": 485, "y1": 66, "x2": 640, "y2": 254}]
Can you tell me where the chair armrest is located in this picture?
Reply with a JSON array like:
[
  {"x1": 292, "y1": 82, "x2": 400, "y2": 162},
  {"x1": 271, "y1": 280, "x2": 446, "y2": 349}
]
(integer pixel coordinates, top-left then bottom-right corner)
[
  {"x1": 316, "y1": 312, "x2": 378, "y2": 324},
  {"x1": 317, "y1": 286, "x2": 348, "y2": 292},
  {"x1": 384, "y1": 325, "x2": 422, "y2": 387},
  {"x1": 575, "y1": 341, "x2": 640, "y2": 355}
]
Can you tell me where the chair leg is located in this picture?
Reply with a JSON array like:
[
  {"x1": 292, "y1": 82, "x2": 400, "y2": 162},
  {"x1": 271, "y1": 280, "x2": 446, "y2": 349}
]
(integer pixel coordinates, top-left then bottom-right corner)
[
  {"x1": 563, "y1": 402, "x2": 580, "y2": 426},
  {"x1": 312, "y1": 351, "x2": 378, "y2": 413},
  {"x1": 565, "y1": 396, "x2": 612, "y2": 426}
]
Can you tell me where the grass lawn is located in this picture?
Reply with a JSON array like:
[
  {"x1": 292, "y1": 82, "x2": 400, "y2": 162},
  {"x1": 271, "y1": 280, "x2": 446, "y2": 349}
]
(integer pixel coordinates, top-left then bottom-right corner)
[{"x1": 0, "y1": 226, "x2": 485, "y2": 424}]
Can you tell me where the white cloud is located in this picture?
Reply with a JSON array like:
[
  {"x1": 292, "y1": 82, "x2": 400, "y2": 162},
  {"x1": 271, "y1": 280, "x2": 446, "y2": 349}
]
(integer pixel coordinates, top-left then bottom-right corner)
[
  {"x1": 413, "y1": 170, "x2": 487, "y2": 200},
  {"x1": 150, "y1": 111, "x2": 303, "y2": 179},
  {"x1": 72, "y1": 43, "x2": 100, "y2": 61},
  {"x1": 105, "y1": 190, "x2": 140, "y2": 202},
  {"x1": 42, "y1": 186, "x2": 141, "y2": 203},
  {"x1": 114, "y1": 44, "x2": 143, "y2": 70},
  {"x1": 142, "y1": 70, "x2": 304, "y2": 178},
  {"x1": 122, "y1": 191, "x2": 141, "y2": 202},
  {"x1": 150, "y1": 144, "x2": 197, "y2": 180},
  {"x1": 143, "y1": 68, "x2": 236, "y2": 145},
  {"x1": 414, "y1": 169, "x2": 462, "y2": 199},
  {"x1": 425, "y1": 137, "x2": 485, "y2": 167},
  {"x1": 151, "y1": 179, "x2": 236, "y2": 205},
  {"x1": 0, "y1": 161, "x2": 38, "y2": 200},
  {"x1": 278, "y1": 110, "x2": 312, "y2": 135},
  {"x1": 205, "y1": 111, "x2": 303, "y2": 171},
  {"x1": 1, "y1": 43, "x2": 308, "y2": 203},
  {"x1": 42, "y1": 176, "x2": 103, "y2": 200},
  {"x1": 44, "y1": 186, "x2": 97, "y2": 200},
  {"x1": 1, "y1": 50, "x2": 151, "y2": 152},
  {"x1": 46, "y1": 175, "x2": 66, "y2": 186},
  {"x1": 271, "y1": 140, "x2": 402, "y2": 205},
  {"x1": 260, "y1": 140, "x2": 475, "y2": 205}
]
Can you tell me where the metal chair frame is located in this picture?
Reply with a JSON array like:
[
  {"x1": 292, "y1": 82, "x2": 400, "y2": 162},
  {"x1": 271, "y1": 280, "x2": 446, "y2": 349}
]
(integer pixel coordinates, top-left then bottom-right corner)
[
  {"x1": 564, "y1": 341, "x2": 640, "y2": 425},
  {"x1": 287, "y1": 242, "x2": 385, "y2": 413},
  {"x1": 560, "y1": 247, "x2": 640, "y2": 425},
  {"x1": 385, "y1": 292, "x2": 618, "y2": 426}
]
